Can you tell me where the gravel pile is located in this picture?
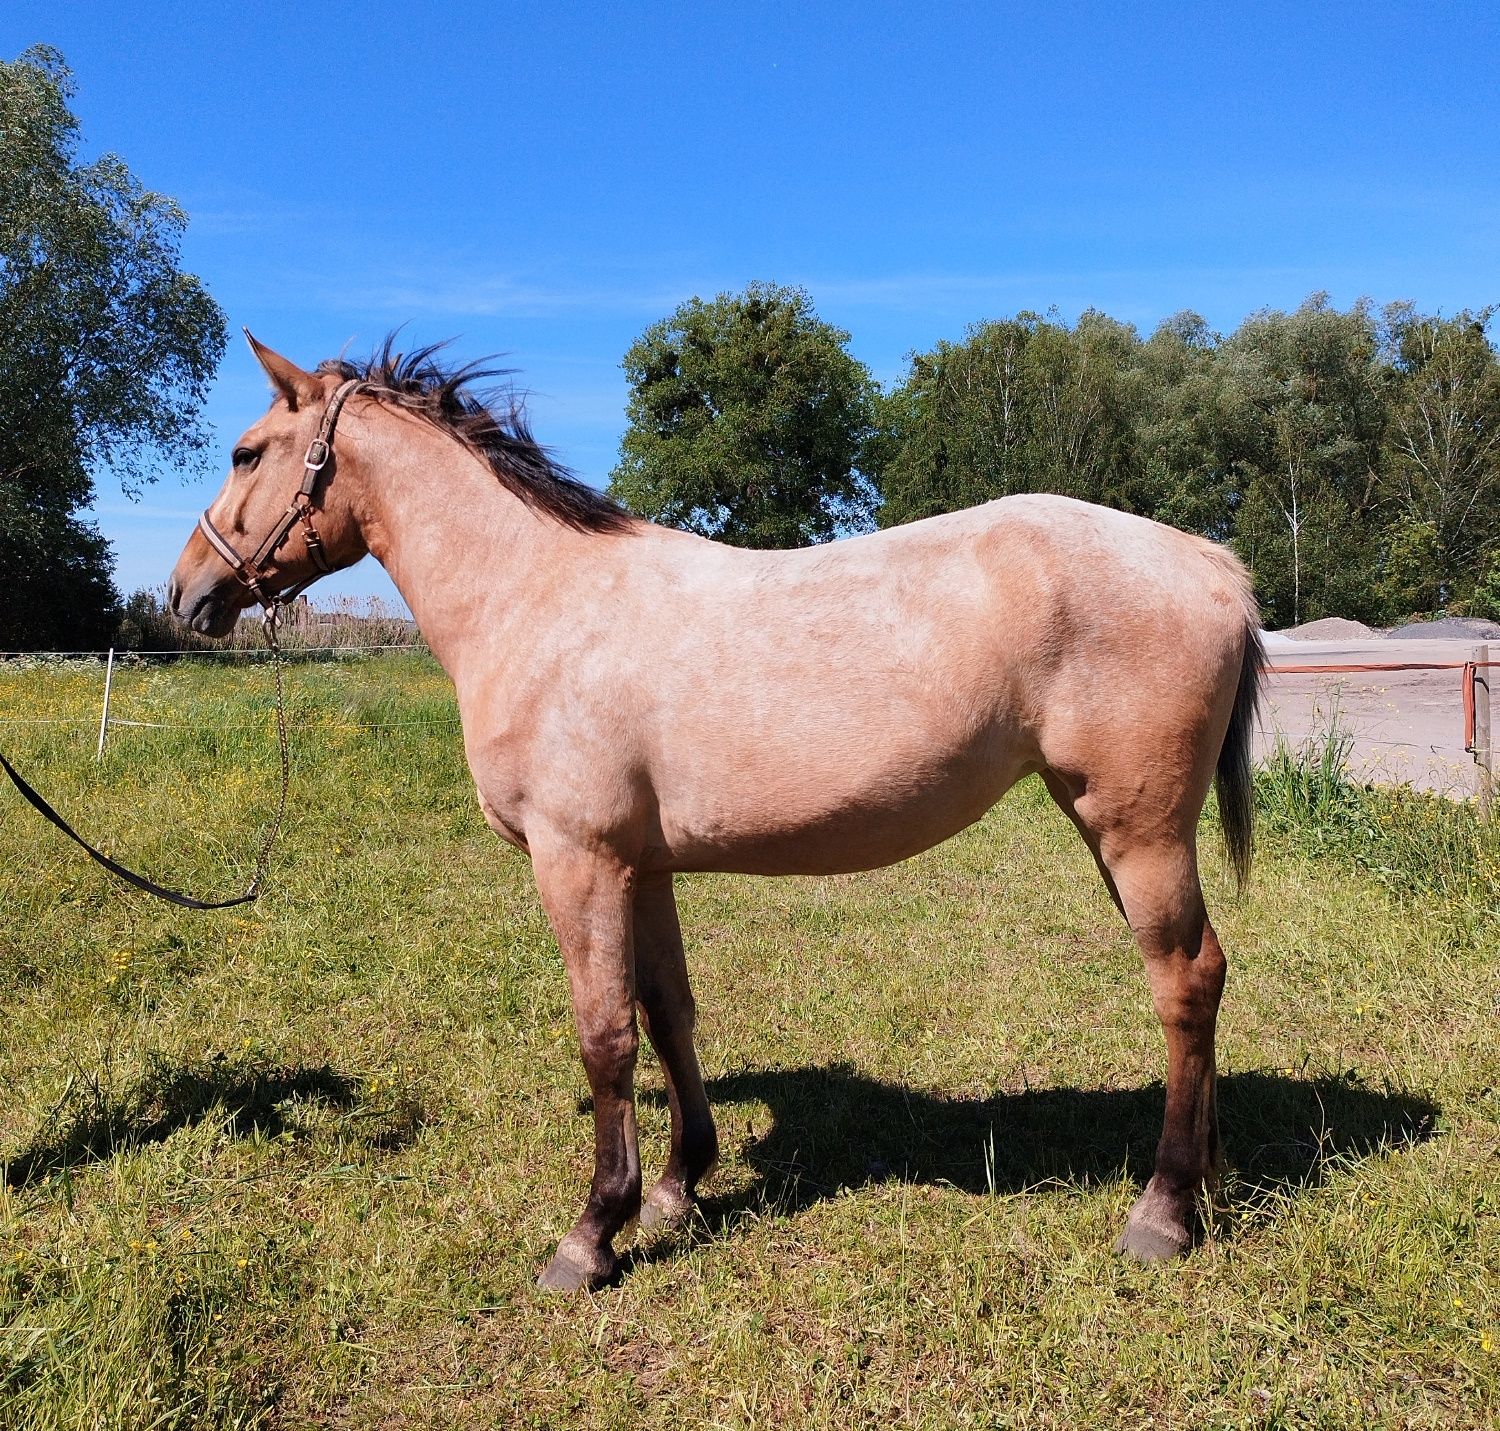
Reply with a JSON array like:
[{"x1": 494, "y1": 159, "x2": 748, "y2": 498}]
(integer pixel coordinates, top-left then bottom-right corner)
[
  {"x1": 1280, "y1": 617, "x2": 1378, "y2": 641},
  {"x1": 1388, "y1": 616, "x2": 1500, "y2": 641}
]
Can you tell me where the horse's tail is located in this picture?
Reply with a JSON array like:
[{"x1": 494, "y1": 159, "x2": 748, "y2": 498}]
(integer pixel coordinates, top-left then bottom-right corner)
[{"x1": 1217, "y1": 618, "x2": 1264, "y2": 891}]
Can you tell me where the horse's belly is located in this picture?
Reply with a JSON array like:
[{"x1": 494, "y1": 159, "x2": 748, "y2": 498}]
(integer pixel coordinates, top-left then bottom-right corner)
[{"x1": 653, "y1": 736, "x2": 1033, "y2": 876}]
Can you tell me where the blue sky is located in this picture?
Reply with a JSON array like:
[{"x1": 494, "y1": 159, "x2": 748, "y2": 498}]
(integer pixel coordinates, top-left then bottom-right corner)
[{"x1": 5, "y1": 2, "x2": 1498, "y2": 609}]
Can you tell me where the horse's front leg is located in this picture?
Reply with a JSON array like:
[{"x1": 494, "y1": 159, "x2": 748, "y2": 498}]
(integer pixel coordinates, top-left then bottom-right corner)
[{"x1": 531, "y1": 846, "x2": 641, "y2": 1292}]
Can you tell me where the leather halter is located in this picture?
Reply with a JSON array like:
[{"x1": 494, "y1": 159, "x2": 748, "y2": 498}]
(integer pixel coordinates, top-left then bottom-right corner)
[{"x1": 197, "y1": 378, "x2": 366, "y2": 608}]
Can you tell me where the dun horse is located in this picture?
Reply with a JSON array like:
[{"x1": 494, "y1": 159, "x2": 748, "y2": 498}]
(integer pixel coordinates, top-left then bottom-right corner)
[{"x1": 169, "y1": 336, "x2": 1262, "y2": 1291}]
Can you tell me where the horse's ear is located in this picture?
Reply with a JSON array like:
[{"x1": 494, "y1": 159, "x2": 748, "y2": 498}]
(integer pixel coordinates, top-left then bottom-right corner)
[{"x1": 243, "y1": 329, "x2": 321, "y2": 412}]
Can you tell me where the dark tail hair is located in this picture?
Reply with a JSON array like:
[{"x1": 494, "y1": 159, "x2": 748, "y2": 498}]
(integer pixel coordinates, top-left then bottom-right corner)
[{"x1": 1217, "y1": 623, "x2": 1264, "y2": 890}]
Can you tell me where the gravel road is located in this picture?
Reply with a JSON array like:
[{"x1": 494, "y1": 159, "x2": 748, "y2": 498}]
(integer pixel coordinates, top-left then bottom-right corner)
[{"x1": 1257, "y1": 635, "x2": 1493, "y2": 797}]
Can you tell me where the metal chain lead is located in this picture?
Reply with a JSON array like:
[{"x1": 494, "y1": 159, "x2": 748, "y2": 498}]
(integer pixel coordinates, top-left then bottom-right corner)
[{"x1": 247, "y1": 599, "x2": 292, "y2": 898}]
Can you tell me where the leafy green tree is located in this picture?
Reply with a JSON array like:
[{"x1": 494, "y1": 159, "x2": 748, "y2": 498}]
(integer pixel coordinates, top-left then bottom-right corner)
[
  {"x1": 1376, "y1": 305, "x2": 1500, "y2": 615},
  {"x1": 0, "y1": 46, "x2": 226, "y2": 649},
  {"x1": 609, "y1": 283, "x2": 877, "y2": 547},
  {"x1": 1470, "y1": 551, "x2": 1500, "y2": 622},
  {"x1": 1218, "y1": 296, "x2": 1388, "y2": 625},
  {"x1": 873, "y1": 310, "x2": 1146, "y2": 529},
  {"x1": 1023, "y1": 309, "x2": 1143, "y2": 507},
  {"x1": 871, "y1": 292, "x2": 1500, "y2": 628},
  {"x1": 871, "y1": 316, "x2": 1037, "y2": 527},
  {"x1": 1131, "y1": 312, "x2": 1240, "y2": 539}
]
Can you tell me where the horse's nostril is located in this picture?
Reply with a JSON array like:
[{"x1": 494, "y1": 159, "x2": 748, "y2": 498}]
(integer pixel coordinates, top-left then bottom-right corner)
[{"x1": 167, "y1": 575, "x2": 181, "y2": 615}]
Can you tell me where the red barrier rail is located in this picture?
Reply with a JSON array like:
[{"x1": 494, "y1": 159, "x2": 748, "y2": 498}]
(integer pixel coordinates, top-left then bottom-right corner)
[{"x1": 1265, "y1": 658, "x2": 1497, "y2": 756}]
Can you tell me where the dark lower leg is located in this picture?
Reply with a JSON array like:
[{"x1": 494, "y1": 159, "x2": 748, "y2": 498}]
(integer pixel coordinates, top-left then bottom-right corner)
[
  {"x1": 540, "y1": 1018, "x2": 644, "y2": 1291},
  {"x1": 634, "y1": 877, "x2": 717, "y2": 1227},
  {"x1": 1119, "y1": 913, "x2": 1227, "y2": 1260},
  {"x1": 638, "y1": 1007, "x2": 717, "y2": 1227}
]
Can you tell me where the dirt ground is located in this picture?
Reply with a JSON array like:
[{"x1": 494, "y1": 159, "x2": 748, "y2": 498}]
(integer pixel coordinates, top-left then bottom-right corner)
[{"x1": 1257, "y1": 635, "x2": 1494, "y2": 797}]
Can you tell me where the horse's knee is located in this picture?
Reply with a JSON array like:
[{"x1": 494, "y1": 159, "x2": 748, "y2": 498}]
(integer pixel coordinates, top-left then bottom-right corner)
[{"x1": 579, "y1": 1018, "x2": 638, "y2": 1086}]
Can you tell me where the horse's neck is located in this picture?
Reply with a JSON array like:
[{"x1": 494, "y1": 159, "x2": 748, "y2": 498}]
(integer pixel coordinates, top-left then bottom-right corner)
[{"x1": 354, "y1": 429, "x2": 564, "y2": 679}]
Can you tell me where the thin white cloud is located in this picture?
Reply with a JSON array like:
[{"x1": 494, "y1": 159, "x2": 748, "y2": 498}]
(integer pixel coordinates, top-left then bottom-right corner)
[
  {"x1": 314, "y1": 273, "x2": 707, "y2": 320},
  {"x1": 302, "y1": 258, "x2": 1381, "y2": 328}
]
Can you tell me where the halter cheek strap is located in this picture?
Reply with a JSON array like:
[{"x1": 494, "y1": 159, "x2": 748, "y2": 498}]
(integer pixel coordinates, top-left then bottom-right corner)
[{"x1": 197, "y1": 378, "x2": 366, "y2": 607}]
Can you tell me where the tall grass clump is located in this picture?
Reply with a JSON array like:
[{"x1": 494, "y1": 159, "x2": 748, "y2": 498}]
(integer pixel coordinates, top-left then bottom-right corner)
[
  {"x1": 112, "y1": 589, "x2": 426, "y2": 657},
  {"x1": 1256, "y1": 726, "x2": 1500, "y2": 936}
]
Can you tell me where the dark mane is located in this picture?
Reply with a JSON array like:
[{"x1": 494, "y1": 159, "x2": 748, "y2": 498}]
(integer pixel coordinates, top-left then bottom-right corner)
[{"x1": 317, "y1": 337, "x2": 634, "y2": 534}]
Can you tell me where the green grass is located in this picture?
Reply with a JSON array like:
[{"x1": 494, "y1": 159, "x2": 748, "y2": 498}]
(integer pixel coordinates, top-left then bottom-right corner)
[
  {"x1": 1258, "y1": 727, "x2": 1500, "y2": 934},
  {"x1": 0, "y1": 653, "x2": 1496, "y2": 1428}
]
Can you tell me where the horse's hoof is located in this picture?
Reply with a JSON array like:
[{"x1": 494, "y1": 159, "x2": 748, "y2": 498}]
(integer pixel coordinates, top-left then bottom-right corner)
[
  {"x1": 1114, "y1": 1210, "x2": 1192, "y2": 1262},
  {"x1": 536, "y1": 1238, "x2": 617, "y2": 1293},
  {"x1": 640, "y1": 1180, "x2": 695, "y2": 1233}
]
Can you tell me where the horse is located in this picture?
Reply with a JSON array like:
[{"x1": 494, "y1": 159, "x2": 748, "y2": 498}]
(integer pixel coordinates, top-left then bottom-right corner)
[{"x1": 168, "y1": 334, "x2": 1263, "y2": 1292}]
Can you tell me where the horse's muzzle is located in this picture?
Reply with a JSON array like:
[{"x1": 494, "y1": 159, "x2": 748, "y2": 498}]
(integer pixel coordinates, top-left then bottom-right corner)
[{"x1": 169, "y1": 572, "x2": 240, "y2": 637}]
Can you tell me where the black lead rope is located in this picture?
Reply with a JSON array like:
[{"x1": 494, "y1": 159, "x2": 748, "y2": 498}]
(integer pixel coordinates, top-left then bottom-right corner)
[{"x1": 0, "y1": 605, "x2": 292, "y2": 910}]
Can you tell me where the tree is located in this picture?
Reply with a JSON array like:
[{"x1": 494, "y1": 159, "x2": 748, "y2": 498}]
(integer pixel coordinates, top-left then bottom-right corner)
[
  {"x1": 1131, "y1": 312, "x2": 1239, "y2": 540},
  {"x1": 0, "y1": 46, "x2": 226, "y2": 649},
  {"x1": 868, "y1": 292, "x2": 1500, "y2": 628},
  {"x1": 871, "y1": 316, "x2": 1039, "y2": 528},
  {"x1": 608, "y1": 283, "x2": 878, "y2": 547},
  {"x1": 1376, "y1": 305, "x2": 1500, "y2": 615},
  {"x1": 1218, "y1": 296, "x2": 1388, "y2": 626},
  {"x1": 872, "y1": 310, "x2": 1147, "y2": 529}
]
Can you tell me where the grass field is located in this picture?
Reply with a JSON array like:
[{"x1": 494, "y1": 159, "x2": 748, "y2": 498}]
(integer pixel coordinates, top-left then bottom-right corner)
[{"x1": 0, "y1": 652, "x2": 1496, "y2": 1429}]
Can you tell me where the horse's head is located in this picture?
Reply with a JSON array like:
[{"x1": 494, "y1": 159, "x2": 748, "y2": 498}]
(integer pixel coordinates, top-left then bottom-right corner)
[{"x1": 168, "y1": 332, "x2": 371, "y2": 635}]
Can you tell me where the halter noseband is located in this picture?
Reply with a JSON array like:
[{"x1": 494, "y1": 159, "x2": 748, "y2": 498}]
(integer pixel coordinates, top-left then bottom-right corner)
[{"x1": 197, "y1": 378, "x2": 366, "y2": 608}]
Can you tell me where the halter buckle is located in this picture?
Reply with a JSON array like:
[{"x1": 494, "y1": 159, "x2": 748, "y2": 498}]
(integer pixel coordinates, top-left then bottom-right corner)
[{"x1": 304, "y1": 437, "x2": 331, "y2": 471}]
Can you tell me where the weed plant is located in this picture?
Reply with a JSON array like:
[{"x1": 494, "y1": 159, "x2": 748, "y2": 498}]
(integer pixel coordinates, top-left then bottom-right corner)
[{"x1": 1256, "y1": 727, "x2": 1500, "y2": 938}]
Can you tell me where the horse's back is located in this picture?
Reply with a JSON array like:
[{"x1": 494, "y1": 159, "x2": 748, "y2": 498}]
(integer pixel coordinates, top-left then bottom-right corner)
[{"x1": 627, "y1": 496, "x2": 1255, "y2": 874}]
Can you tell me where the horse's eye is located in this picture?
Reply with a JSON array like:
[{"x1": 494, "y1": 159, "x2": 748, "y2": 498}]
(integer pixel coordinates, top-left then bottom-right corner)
[{"x1": 232, "y1": 447, "x2": 259, "y2": 471}]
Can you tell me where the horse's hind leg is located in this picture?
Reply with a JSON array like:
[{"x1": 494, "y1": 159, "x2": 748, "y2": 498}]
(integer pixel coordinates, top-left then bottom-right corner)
[
  {"x1": 1045, "y1": 775, "x2": 1226, "y2": 1259},
  {"x1": 1110, "y1": 841, "x2": 1226, "y2": 1259},
  {"x1": 633, "y1": 873, "x2": 719, "y2": 1230}
]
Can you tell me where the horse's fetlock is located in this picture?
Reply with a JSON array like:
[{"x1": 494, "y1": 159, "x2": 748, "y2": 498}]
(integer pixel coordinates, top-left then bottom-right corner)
[
  {"x1": 593, "y1": 1172, "x2": 642, "y2": 1232},
  {"x1": 684, "y1": 1120, "x2": 720, "y2": 1184}
]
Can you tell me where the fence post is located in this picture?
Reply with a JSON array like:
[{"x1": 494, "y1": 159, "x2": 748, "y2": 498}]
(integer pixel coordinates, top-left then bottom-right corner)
[
  {"x1": 1476, "y1": 644, "x2": 1492, "y2": 818},
  {"x1": 96, "y1": 647, "x2": 115, "y2": 761}
]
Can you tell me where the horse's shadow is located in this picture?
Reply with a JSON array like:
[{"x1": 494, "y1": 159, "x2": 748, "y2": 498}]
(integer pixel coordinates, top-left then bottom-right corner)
[
  {"x1": 631, "y1": 1063, "x2": 1438, "y2": 1250},
  {"x1": 4, "y1": 1057, "x2": 422, "y2": 1189}
]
